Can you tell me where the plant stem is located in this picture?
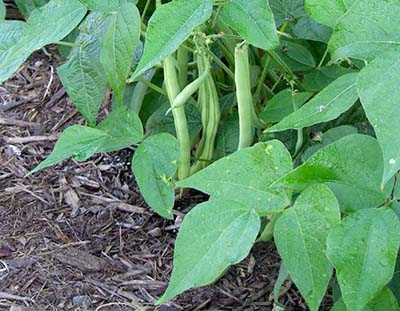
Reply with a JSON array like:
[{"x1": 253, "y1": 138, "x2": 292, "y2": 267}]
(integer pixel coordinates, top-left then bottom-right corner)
[
  {"x1": 235, "y1": 44, "x2": 254, "y2": 150},
  {"x1": 130, "y1": 68, "x2": 156, "y2": 113},
  {"x1": 136, "y1": 76, "x2": 167, "y2": 96},
  {"x1": 55, "y1": 41, "x2": 80, "y2": 47},
  {"x1": 257, "y1": 214, "x2": 281, "y2": 242},
  {"x1": 163, "y1": 56, "x2": 191, "y2": 180}
]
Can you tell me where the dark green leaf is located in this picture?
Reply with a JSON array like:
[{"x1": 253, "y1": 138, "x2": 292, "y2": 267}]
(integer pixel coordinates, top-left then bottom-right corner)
[
  {"x1": 276, "y1": 40, "x2": 316, "y2": 71},
  {"x1": 327, "y1": 208, "x2": 400, "y2": 311},
  {"x1": 130, "y1": 0, "x2": 213, "y2": 80},
  {"x1": 303, "y1": 65, "x2": 356, "y2": 92},
  {"x1": 131, "y1": 133, "x2": 179, "y2": 219},
  {"x1": 214, "y1": 113, "x2": 240, "y2": 160},
  {"x1": 275, "y1": 184, "x2": 340, "y2": 311},
  {"x1": 269, "y1": 0, "x2": 306, "y2": 27},
  {"x1": 276, "y1": 134, "x2": 386, "y2": 212},
  {"x1": 157, "y1": 199, "x2": 260, "y2": 304},
  {"x1": 220, "y1": 0, "x2": 279, "y2": 51},
  {"x1": 178, "y1": 141, "x2": 293, "y2": 215},
  {"x1": 292, "y1": 16, "x2": 332, "y2": 43}
]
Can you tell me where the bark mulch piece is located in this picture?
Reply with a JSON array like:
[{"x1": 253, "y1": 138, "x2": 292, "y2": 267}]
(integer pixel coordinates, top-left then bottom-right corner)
[{"x1": 0, "y1": 51, "x2": 333, "y2": 310}]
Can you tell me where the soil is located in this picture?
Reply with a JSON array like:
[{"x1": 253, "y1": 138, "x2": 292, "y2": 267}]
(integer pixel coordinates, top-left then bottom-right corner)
[{"x1": 0, "y1": 50, "x2": 333, "y2": 311}]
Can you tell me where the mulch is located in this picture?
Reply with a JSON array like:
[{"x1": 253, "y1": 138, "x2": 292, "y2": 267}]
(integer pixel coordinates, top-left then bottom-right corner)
[{"x1": 0, "y1": 49, "x2": 332, "y2": 311}]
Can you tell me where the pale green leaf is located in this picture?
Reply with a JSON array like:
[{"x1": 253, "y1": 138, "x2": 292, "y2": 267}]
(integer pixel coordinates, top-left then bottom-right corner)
[
  {"x1": 157, "y1": 199, "x2": 260, "y2": 304},
  {"x1": 220, "y1": 0, "x2": 279, "y2": 51},
  {"x1": 100, "y1": 2, "x2": 140, "y2": 105},
  {"x1": 14, "y1": 0, "x2": 48, "y2": 17},
  {"x1": 28, "y1": 107, "x2": 143, "y2": 175},
  {"x1": 268, "y1": 73, "x2": 358, "y2": 132},
  {"x1": 131, "y1": 133, "x2": 179, "y2": 219},
  {"x1": 305, "y1": 0, "x2": 354, "y2": 28},
  {"x1": 331, "y1": 287, "x2": 400, "y2": 311},
  {"x1": 0, "y1": 1, "x2": 5, "y2": 19},
  {"x1": 276, "y1": 134, "x2": 386, "y2": 212},
  {"x1": 58, "y1": 12, "x2": 109, "y2": 126},
  {"x1": 0, "y1": 21, "x2": 25, "y2": 52},
  {"x1": 357, "y1": 50, "x2": 400, "y2": 186},
  {"x1": 81, "y1": 0, "x2": 138, "y2": 12},
  {"x1": 327, "y1": 208, "x2": 400, "y2": 311},
  {"x1": 130, "y1": 0, "x2": 213, "y2": 80},
  {"x1": 0, "y1": 0, "x2": 87, "y2": 83},
  {"x1": 178, "y1": 141, "x2": 293, "y2": 215},
  {"x1": 275, "y1": 184, "x2": 340, "y2": 311},
  {"x1": 260, "y1": 89, "x2": 313, "y2": 123},
  {"x1": 328, "y1": 0, "x2": 400, "y2": 61}
]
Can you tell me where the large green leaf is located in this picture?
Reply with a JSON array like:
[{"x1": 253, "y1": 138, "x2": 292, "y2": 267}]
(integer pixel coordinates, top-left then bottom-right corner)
[
  {"x1": 28, "y1": 107, "x2": 143, "y2": 175},
  {"x1": 269, "y1": 0, "x2": 305, "y2": 27},
  {"x1": 14, "y1": 0, "x2": 48, "y2": 17},
  {"x1": 214, "y1": 113, "x2": 240, "y2": 160},
  {"x1": 305, "y1": 0, "x2": 354, "y2": 28},
  {"x1": 100, "y1": 2, "x2": 140, "y2": 105},
  {"x1": 260, "y1": 89, "x2": 313, "y2": 123},
  {"x1": 157, "y1": 199, "x2": 260, "y2": 304},
  {"x1": 276, "y1": 134, "x2": 386, "y2": 212},
  {"x1": 357, "y1": 50, "x2": 400, "y2": 186},
  {"x1": 0, "y1": 1, "x2": 5, "y2": 19},
  {"x1": 331, "y1": 287, "x2": 400, "y2": 311},
  {"x1": 220, "y1": 0, "x2": 279, "y2": 51},
  {"x1": 292, "y1": 16, "x2": 332, "y2": 43},
  {"x1": 58, "y1": 12, "x2": 109, "y2": 126},
  {"x1": 178, "y1": 141, "x2": 293, "y2": 215},
  {"x1": 131, "y1": 133, "x2": 179, "y2": 219},
  {"x1": 327, "y1": 208, "x2": 400, "y2": 311},
  {"x1": 81, "y1": 0, "x2": 138, "y2": 12},
  {"x1": 130, "y1": 0, "x2": 213, "y2": 81},
  {"x1": 276, "y1": 40, "x2": 316, "y2": 71},
  {"x1": 268, "y1": 73, "x2": 358, "y2": 132},
  {"x1": 303, "y1": 65, "x2": 356, "y2": 92},
  {"x1": 0, "y1": 0, "x2": 87, "y2": 83},
  {"x1": 0, "y1": 21, "x2": 25, "y2": 52},
  {"x1": 274, "y1": 184, "x2": 340, "y2": 311},
  {"x1": 328, "y1": 0, "x2": 400, "y2": 61}
]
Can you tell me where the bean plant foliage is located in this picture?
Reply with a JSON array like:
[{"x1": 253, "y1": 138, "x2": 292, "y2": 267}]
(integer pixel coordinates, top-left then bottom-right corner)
[{"x1": 2, "y1": 0, "x2": 400, "y2": 309}]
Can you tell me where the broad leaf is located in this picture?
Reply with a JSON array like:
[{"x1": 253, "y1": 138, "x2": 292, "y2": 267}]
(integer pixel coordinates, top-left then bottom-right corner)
[
  {"x1": 303, "y1": 65, "x2": 356, "y2": 92},
  {"x1": 275, "y1": 40, "x2": 316, "y2": 72},
  {"x1": 328, "y1": 0, "x2": 400, "y2": 61},
  {"x1": 331, "y1": 287, "x2": 400, "y2": 311},
  {"x1": 178, "y1": 141, "x2": 293, "y2": 215},
  {"x1": 81, "y1": 0, "x2": 138, "y2": 12},
  {"x1": 0, "y1": 0, "x2": 87, "y2": 83},
  {"x1": 260, "y1": 89, "x2": 313, "y2": 123},
  {"x1": 0, "y1": 21, "x2": 25, "y2": 52},
  {"x1": 220, "y1": 0, "x2": 279, "y2": 51},
  {"x1": 276, "y1": 134, "x2": 386, "y2": 212},
  {"x1": 0, "y1": 1, "x2": 5, "y2": 19},
  {"x1": 58, "y1": 12, "x2": 109, "y2": 126},
  {"x1": 157, "y1": 199, "x2": 260, "y2": 304},
  {"x1": 100, "y1": 2, "x2": 140, "y2": 105},
  {"x1": 292, "y1": 16, "x2": 332, "y2": 43},
  {"x1": 274, "y1": 184, "x2": 340, "y2": 311},
  {"x1": 357, "y1": 50, "x2": 400, "y2": 186},
  {"x1": 268, "y1": 73, "x2": 358, "y2": 132},
  {"x1": 131, "y1": 133, "x2": 179, "y2": 219},
  {"x1": 327, "y1": 208, "x2": 400, "y2": 311},
  {"x1": 214, "y1": 113, "x2": 240, "y2": 160},
  {"x1": 14, "y1": 0, "x2": 48, "y2": 17},
  {"x1": 130, "y1": 0, "x2": 213, "y2": 80},
  {"x1": 28, "y1": 107, "x2": 143, "y2": 175},
  {"x1": 305, "y1": 0, "x2": 354, "y2": 28},
  {"x1": 269, "y1": 0, "x2": 305, "y2": 27}
]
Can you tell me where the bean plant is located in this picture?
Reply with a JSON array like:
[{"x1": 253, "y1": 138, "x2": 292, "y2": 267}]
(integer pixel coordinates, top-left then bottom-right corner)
[{"x1": 2, "y1": 0, "x2": 400, "y2": 309}]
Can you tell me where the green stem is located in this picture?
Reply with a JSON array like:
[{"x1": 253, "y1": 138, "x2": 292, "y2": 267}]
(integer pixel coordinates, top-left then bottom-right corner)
[
  {"x1": 163, "y1": 56, "x2": 191, "y2": 180},
  {"x1": 257, "y1": 214, "x2": 281, "y2": 242},
  {"x1": 235, "y1": 44, "x2": 254, "y2": 150},
  {"x1": 56, "y1": 41, "x2": 80, "y2": 47},
  {"x1": 130, "y1": 68, "x2": 156, "y2": 113},
  {"x1": 207, "y1": 49, "x2": 235, "y2": 80},
  {"x1": 136, "y1": 76, "x2": 167, "y2": 96},
  {"x1": 177, "y1": 47, "x2": 189, "y2": 89}
]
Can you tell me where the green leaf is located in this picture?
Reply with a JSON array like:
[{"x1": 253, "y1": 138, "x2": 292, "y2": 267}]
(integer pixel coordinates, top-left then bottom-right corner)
[
  {"x1": 260, "y1": 89, "x2": 313, "y2": 123},
  {"x1": 276, "y1": 134, "x2": 386, "y2": 212},
  {"x1": 331, "y1": 287, "x2": 400, "y2": 311},
  {"x1": 269, "y1": 0, "x2": 305, "y2": 27},
  {"x1": 0, "y1": 1, "x2": 5, "y2": 19},
  {"x1": 303, "y1": 65, "x2": 356, "y2": 92},
  {"x1": 357, "y1": 50, "x2": 400, "y2": 186},
  {"x1": 58, "y1": 12, "x2": 109, "y2": 126},
  {"x1": 328, "y1": 0, "x2": 400, "y2": 61},
  {"x1": 327, "y1": 208, "x2": 400, "y2": 311},
  {"x1": 178, "y1": 141, "x2": 293, "y2": 215},
  {"x1": 274, "y1": 184, "x2": 340, "y2": 311},
  {"x1": 157, "y1": 199, "x2": 260, "y2": 304},
  {"x1": 131, "y1": 133, "x2": 179, "y2": 219},
  {"x1": 275, "y1": 40, "x2": 316, "y2": 71},
  {"x1": 130, "y1": 0, "x2": 213, "y2": 81},
  {"x1": 0, "y1": 0, "x2": 87, "y2": 83},
  {"x1": 0, "y1": 21, "x2": 25, "y2": 52},
  {"x1": 305, "y1": 0, "x2": 354, "y2": 28},
  {"x1": 100, "y1": 2, "x2": 140, "y2": 105},
  {"x1": 220, "y1": 0, "x2": 279, "y2": 51},
  {"x1": 292, "y1": 16, "x2": 332, "y2": 43},
  {"x1": 28, "y1": 107, "x2": 143, "y2": 175},
  {"x1": 81, "y1": 0, "x2": 138, "y2": 12},
  {"x1": 214, "y1": 113, "x2": 240, "y2": 160},
  {"x1": 14, "y1": 0, "x2": 48, "y2": 17},
  {"x1": 268, "y1": 73, "x2": 358, "y2": 132}
]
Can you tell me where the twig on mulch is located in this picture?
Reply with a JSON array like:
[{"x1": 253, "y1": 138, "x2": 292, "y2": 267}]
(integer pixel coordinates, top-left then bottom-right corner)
[
  {"x1": 0, "y1": 291, "x2": 34, "y2": 303},
  {"x1": 3, "y1": 134, "x2": 58, "y2": 144},
  {"x1": 0, "y1": 97, "x2": 37, "y2": 112},
  {"x1": 0, "y1": 117, "x2": 41, "y2": 128}
]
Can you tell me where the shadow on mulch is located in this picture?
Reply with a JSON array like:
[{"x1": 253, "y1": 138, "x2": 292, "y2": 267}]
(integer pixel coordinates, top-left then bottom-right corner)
[{"x1": 0, "y1": 50, "x2": 332, "y2": 311}]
